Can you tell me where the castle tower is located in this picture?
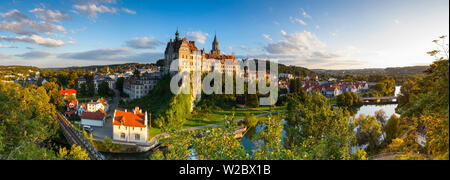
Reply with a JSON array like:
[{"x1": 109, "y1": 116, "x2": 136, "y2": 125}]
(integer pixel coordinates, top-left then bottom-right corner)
[
  {"x1": 211, "y1": 34, "x2": 220, "y2": 55},
  {"x1": 175, "y1": 28, "x2": 180, "y2": 41}
]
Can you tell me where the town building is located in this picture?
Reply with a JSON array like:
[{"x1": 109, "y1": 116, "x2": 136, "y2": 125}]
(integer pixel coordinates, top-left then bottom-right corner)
[
  {"x1": 123, "y1": 72, "x2": 161, "y2": 100},
  {"x1": 112, "y1": 107, "x2": 148, "y2": 143},
  {"x1": 60, "y1": 88, "x2": 77, "y2": 99},
  {"x1": 80, "y1": 110, "x2": 106, "y2": 127}
]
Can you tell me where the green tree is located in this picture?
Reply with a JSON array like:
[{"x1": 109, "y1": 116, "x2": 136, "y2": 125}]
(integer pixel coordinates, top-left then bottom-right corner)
[
  {"x1": 384, "y1": 114, "x2": 401, "y2": 145},
  {"x1": 355, "y1": 114, "x2": 382, "y2": 152}
]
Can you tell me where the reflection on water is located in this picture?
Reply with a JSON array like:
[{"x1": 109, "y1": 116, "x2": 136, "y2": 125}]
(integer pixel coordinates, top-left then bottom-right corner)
[{"x1": 242, "y1": 86, "x2": 401, "y2": 154}]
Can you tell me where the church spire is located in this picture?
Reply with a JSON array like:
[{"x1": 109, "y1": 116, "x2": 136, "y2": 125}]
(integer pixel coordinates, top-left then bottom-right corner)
[
  {"x1": 175, "y1": 28, "x2": 180, "y2": 40},
  {"x1": 211, "y1": 32, "x2": 220, "y2": 55}
]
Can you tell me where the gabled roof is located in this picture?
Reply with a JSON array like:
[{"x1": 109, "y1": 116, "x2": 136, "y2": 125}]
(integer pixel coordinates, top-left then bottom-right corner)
[{"x1": 113, "y1": 108, "x2": 146, "y2": 128}]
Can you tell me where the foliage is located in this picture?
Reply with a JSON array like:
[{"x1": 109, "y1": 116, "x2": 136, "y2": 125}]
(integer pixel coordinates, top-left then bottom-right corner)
[
  {"x1": 58, "y1": 145, "x2": 90, "y2": 160},
  {"x1": 369, "y1": 79, "x2": 396, "y2": 97},
  {"x1": 243, "y1": 113, "x2": 258, "y2": 128},
  {"x1": 336, "y1": 91, "x2": 363, "y2": 107},
  {"x1": 0, "y1": 82, "x2": 60, "y2": 159},
  {"x1": 384, "y1": 115, "x2": 401, "y2": 145},
  {"x1": 355, "y1": 114, "x2": 382, "y2": 152},
  {"x1": 246, "y1": 94, "x2": 259, "y2": 108},
  {"x1": 421, "y1": 115, "x2": 449, "y2": 160},
  {"x1": 284, "y1": 90, "x2": 357, "y2": 160}
]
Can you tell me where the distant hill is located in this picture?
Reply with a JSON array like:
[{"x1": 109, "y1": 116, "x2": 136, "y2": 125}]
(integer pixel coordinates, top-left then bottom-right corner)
[{"x1": 312, "y1": 65, "x2": 428, "y2": 76}]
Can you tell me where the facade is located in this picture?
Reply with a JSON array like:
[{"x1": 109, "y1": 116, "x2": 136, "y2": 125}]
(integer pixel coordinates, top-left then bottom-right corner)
[
  {"x1": 123, "y1": 72, "x2": 161, "y2": 100},
  {"x1": 112, "y1": 107, "x2": 148, "y2": 143},
  {"x1": 164, "y1": 30, "x2": 241, "y2": 75}
]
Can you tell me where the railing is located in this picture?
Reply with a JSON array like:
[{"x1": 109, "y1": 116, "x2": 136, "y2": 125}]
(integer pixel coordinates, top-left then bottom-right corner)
[{"x1": 55, "y1": 112, "x2": 105, "y2": 160}]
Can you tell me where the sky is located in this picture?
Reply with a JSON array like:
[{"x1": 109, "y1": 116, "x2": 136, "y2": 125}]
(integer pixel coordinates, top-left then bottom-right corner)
[{"x1": 0, "y1": 0, "x2": 449, "y2": 69}]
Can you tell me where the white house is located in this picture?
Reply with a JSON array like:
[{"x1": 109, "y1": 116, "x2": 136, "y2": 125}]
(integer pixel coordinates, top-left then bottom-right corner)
[{"x1": 112, "y1": 107, "x2": 148, "y2": 143}]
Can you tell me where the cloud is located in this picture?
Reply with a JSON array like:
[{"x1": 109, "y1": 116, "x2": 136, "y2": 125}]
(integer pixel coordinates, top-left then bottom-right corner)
[
  {"x1": 16, "y1": 51, "x2": 52, "y2": 59},
  {"x1": 264, "y1": 30, "x2": 325, "y2": 54},
  {"x1": 0, "y1": 9, "x2": 66, "y2": 35},
  {"x1": 0, "y1": 43, "x2": 17, "y2": 48},
  {"x1": 58, "y1": 48, "x2": 163, "y2": 62},
  {"x1": 58, "y1": 48, "x2": 133, "y2": 60},
  {"x1": 300, "y1": 8, "x2": 312, "y2": 19},
  {"x1": 73, "y1": 4, "x2": 117, "y2": 18},
  {"x1": 186, "y1": 31, "x2": 209, "y2": 44},
  {"x1": 262, "y1": 34, "x2": 272, "y2": 41},
  {"x1": 125, "y1": 37, "x2": 162, "y2": 49},
  {"x1": 122, "y1": 8, "x2": 136, "y2": 15},
  {"x1": 29, "y1": 8, "x2": 71, "y2": 22},
  {"x1": 240, "y1": 45, "x2": 260, "y2": 52},
  {"x1": 290, "y1": 16, "x2": 307, "y2": 26},
  {"x1": 0, "y1": 35, "x2": 65, "y2": 47},
  {"x1": 315, "y1": 25, "x2": 320, "y2": 30},
  {"x1": 394, "y1": 19, "x2": 400, "y2": 24}
]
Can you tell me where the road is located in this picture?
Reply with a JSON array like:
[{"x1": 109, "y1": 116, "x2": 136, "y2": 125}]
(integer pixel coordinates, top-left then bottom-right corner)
[{"x1": 92, "y1": 88, "x2": 120, "y2": 140}]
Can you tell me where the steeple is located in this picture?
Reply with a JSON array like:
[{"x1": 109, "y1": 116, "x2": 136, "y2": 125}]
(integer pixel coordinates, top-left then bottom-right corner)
[
  {"x1": 175, "y1": 28, "x2": 180, "y2": 41},
  {"x1": 211, "y1": 33, "x2": 220, "y2": 55}
]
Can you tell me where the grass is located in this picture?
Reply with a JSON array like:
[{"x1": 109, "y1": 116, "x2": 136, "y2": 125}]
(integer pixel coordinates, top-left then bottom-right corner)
[{"x1": 146, "y1": 105, "x2": 287, "y2": 139}]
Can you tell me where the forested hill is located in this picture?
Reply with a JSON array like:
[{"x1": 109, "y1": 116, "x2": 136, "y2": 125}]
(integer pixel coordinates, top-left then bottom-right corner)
[{"x1": 312, "y1": 65, "x2": 428, "y2": 76}]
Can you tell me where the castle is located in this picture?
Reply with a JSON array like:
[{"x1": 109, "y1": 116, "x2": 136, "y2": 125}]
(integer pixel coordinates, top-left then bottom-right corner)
[{"x1": 164, "y1": 30, "x2": 241, "y2": 75}]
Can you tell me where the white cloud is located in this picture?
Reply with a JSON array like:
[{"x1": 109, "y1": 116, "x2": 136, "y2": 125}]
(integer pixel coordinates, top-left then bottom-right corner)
[
  {"x1": 58, "y1": 48, "x2": 163, "y2": 62},
  {"x1": 29, "y1": 8, "x2": 71, "y2": 22},
  {"x1": 0, "y1": 35, "x2": 65, "y2": 47},
  {"x1": 265, "y1": 30, "x2": 325, "y2": 54},
  {"x1": 262, "y1": 34, "x2": 272, "y2": 41},
  {"x1": 0, "y1": 9, "x2": 66, "y2": 35},
  {"x1": 394, "y1": 19, "x2": 400, "y2": 24},
  {"x1": 290, "y1": 16, "x2": 307, "y2": 26},
  {"x1": 240, "y1": 45, "x2": 260, "y2": 52},
  {"x1": 300, "y1": 8, "x2": 312, "y2": 19},
  {"x1": 122, "y1": 8, "x2": 136, "y2": 15},
  {"x1": 186, "y1": 31, "x2": 209, "y2": 44},
  {"x1": 73, "y1": 4, "x2": 117, "y2": 18},
  {"x1": 125, "y1": 37, "x2": 162, "y2": 49},
  {"x1": 0, "y1": 43, "x2": 17, "y2": 48},
  {"x1": 59, "y1": 48, "x2": 133, "y2": 60}
]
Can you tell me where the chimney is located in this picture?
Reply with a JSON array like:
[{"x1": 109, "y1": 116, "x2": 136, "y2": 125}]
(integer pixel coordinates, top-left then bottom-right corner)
[
  {"x1": 112, "y1": 109, "x2": 116, "y2": 123},
  {"x1": 144, "y1": 111, "x2": 148, "y2": 127}
]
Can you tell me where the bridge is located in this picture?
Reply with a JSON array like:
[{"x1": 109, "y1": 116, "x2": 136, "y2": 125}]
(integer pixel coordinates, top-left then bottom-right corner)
[
  {"x1": 55, "y1": 112, "x2": 105, "y2": 160},
  {"x1": 362, "y1": 96, "x2": 397, "y2": 102}
]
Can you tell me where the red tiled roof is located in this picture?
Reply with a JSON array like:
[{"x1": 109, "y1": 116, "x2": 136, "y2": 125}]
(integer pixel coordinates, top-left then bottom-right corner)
[
  {"x1": 205, "y1": 53, "x2": 236, "y2": 62},
  {"x1": 60, "y1": 89, "x2": 77, "y2": 96},
  {"x1": 81, "y1": 111, "x2": 105, "y2": 121},
  {"x1": 113, "y1": 108, "x2": 146, "y2": 128}
]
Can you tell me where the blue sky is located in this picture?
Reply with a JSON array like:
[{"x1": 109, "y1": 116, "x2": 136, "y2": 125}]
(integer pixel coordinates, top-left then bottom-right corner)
[{"x1": 0, "y1": 0, "x2": 449, "y2": 69}]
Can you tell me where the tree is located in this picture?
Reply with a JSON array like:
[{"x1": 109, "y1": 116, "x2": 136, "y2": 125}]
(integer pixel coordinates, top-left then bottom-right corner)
[
  {"x1": 288, "y1": 78, "x2": 302, "y2": 94},
  {"x1": 336, "y1": 91, "x2": 362, "y2": 107},
  {"x1": 116, "y1": 77, "x2": 125, "y2": 93},
  {"x1": 246, "y1": 94, "x2": 259, "y2": 108},
  {"x1": 384, "y1": 115, "x2": 401, "y2": 145},
  {"x1": 98, "y1": 81, "x2": 111, "y2": 97},
  {"x1": 0, "y1": 82, "x2": 60, "y2": 159},
  {"x1": 356, "y1": 114, "x2": 382, "y2": 152}
]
